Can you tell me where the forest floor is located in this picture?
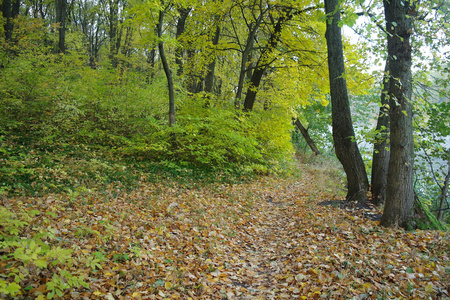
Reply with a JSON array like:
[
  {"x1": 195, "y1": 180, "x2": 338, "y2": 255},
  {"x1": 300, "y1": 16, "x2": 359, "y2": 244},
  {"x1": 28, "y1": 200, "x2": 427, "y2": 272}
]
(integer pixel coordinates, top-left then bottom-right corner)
[{"x1": 1, "y1": 163, "x2": 449, "y2": 299}]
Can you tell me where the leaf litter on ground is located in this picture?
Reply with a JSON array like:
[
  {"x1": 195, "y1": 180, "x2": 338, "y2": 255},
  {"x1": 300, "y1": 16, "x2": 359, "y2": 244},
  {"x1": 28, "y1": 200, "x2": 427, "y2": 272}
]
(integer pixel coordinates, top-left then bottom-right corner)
[{"x1": 1, "y1": 165, "x2": 449, "y2": 299}]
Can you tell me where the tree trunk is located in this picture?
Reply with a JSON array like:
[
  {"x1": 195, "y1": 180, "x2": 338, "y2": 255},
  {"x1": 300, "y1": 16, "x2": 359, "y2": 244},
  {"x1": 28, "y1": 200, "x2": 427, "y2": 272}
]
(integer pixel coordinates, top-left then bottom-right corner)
[
  {"x1": 437, "y1": 149, "x2": 450, "y2": 221},
  {"x1": 108, "y1": 0, "x2": 120, "y2": 67},
  {"x1": 175, "y1": 7, "x2": 191, "y2": 76},
  {"x1": 204, "y1": 24, "x2": 221, "y2": 94},
  {"x1": 2, "y1": 0, "x2": 13, "y2": 41},
  {"x1": 235, "y1": 14, "x2": 263, "y2": 103},
  {"x1": 121, "y1": 26, "x2": 133, "y2": 58},
  {"x1": 147, "y1": 48, "x2": 156, "y2": 81},
  {"x1": 380, "y1": 0, "x2": 415, "y2": 228},
  {"x1": 294, "y1": 119, "x2": 321, "y2": 156},
  {"x1": 371, "y1": 62, "x2": 390, "y2": 205},
  {"x1": 55, "y1": 0, "x2": 67, "y2": 53},
  {"x1": 324, "y1": 0, "x2": 369, "y2": 203},
  {"x1": 243, "y1": 9, "x2": 292, "y2": 112},
  {"x1": 157, "y1": 9, "x2": 175, "y2": 127}
]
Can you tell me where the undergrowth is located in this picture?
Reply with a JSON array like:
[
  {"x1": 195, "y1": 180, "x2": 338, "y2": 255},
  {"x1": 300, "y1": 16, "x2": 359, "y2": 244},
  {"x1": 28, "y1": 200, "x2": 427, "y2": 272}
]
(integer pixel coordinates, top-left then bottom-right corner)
[{"x1": 0, "y1": 137, "x2": 298, "y2": 197}]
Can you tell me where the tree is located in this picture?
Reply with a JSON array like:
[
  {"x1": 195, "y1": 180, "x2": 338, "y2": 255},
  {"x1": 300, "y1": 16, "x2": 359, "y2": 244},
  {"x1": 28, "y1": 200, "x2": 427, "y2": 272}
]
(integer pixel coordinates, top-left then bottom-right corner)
[
  {"x1": 71, "y1": 0, "x2": 108, "y2": 67},
  {"x1": 324, "y1": 0, "x2": 369, "y2": 202},
  {"x1": 1, "y1": 0, "x2": 20, "y2": 41},
  {"x1": 156, "y1": 4, "x2": 175, "y2": 127},
  {"x1": 232, "y1": 0, "x2": 265, "y2": 104},
  {"x1": 294, "y1": 118, "x2": 321, "y2": 156},
  {"x1": 380, "y1": 0, "x2": 415, "y2": 228},
  {"x1": 371, "y1": 62, "x2": 390, "y2": 206},
  {"x1": 55, "y1": 0, "x2": 67, "y2": 53},
  {"x1": 175, "y1": 7, "x2": 191, "y2": 76},
  {"x1": 242, "y1": 6, "x2": 292, "y2": 111}
]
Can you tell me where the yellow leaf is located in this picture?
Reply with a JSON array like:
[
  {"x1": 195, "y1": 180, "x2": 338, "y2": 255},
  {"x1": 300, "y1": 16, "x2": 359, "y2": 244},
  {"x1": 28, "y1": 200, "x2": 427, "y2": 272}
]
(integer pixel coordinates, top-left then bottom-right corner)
[
  {"x1": 424, "y1": 283, "x2": 434, "y2": 293},
  {"x1": 165, "y1": 281, "x2": 172, "y2": 290},
  {"x1": 362, "y1": 283, "x2": 371, "y2": 290}
]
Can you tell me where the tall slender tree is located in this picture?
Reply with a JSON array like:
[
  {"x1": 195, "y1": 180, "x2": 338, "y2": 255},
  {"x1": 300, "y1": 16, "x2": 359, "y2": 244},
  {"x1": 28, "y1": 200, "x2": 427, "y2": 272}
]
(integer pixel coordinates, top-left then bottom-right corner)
[
  {"x1": 371, "y1": 62, "x2": 390, "y2": 205},
  {"x1": 324, "y1": 0, "x2": 369, "y2": 202},
  {"x1": 175, "y1": 7, "x2": 191, "y2": 76},
  {"x1": 157, "y1": 5, "x2": 175, "y2": 127}
]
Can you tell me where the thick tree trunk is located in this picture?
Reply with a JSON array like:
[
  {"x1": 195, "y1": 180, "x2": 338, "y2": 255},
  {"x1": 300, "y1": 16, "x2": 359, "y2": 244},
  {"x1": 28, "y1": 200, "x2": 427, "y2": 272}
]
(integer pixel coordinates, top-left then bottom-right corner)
[
  {"x1": 2, "y1": 0, "x2": 13, "y2": 41},
  {"x1": 55, "y1": 0, "x2": 67, "y2": 53},
  {"x1": 371, "y1": 62, "x2": 390, "y2": 205},
  {"x1": 380, "y1": 0, "x2": 415, "y2": 228},
  {"x1": 324, "y1": 0, "x2": 369, "y2": 203},
  {"x1": 1, "y1": 0, "x2": 20, "y2": 41},
  {"x1": 157, "y1": 9, "x2": 175, "y2": 127},
  {"x1": 294, "y1": 119, "x2": 321, "y2": 156}
]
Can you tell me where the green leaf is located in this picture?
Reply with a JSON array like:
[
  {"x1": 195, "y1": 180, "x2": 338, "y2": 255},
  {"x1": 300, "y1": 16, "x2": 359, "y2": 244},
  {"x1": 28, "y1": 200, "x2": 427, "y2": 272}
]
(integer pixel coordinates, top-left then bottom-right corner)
[
  {"x1": 35, "y1": 259, "x2": 48, "y2": 268},
  {"x1": 56, "y1": 288, "x2": 63, "y2": 297},
  {"x1": 28, "y1": 209, "x2": 41, "y2": 216},
  {"x1": 4, "y1": 282, "x2": 21, "y2": 295}
]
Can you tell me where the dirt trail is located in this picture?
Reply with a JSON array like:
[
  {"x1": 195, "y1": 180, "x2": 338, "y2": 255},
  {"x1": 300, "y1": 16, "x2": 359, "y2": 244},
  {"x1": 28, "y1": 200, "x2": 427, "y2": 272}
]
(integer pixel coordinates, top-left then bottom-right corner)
[{"x1": 219, "y1": 176, "x2": 316, "y2": 299}]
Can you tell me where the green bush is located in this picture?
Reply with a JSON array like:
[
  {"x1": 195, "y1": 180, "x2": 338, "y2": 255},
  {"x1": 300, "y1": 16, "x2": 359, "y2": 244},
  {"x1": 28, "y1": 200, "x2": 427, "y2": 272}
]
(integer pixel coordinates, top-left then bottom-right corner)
[{"x1": 0, "y1": 207, "x2": 90, "y2": 299}]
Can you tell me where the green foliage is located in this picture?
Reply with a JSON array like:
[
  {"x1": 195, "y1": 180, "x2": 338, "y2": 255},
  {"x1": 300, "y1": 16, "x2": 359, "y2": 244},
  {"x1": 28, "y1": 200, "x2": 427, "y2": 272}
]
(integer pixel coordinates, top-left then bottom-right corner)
[
  {"x1": 0, "y1": 41, "x2": 298, "y2": 197},
  {"x1": 413, "y1": 197, "x2": 447, "y2": 231},
  {"x1": 0, "y1": 207, "x2": 89, "y2": 299},
  {"x1": 413, "y1": 76, "x2": 450, "y2": 223},
  {"x1": 293, "y1": 99, "x2": 333, "y2": 154}
]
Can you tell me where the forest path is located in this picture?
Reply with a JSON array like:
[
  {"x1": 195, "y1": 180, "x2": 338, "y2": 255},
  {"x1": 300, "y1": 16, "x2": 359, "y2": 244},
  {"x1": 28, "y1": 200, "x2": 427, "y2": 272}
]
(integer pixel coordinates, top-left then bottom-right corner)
[
  {"x1": 3, "y1": 165, "x2": 448, "y2": 300},
  {"x1": 217, "y1": 172, "x2": 321, "y2": 299},
  {"x1": 227, "y1": 198, "x2": 299, "y2": 299}
]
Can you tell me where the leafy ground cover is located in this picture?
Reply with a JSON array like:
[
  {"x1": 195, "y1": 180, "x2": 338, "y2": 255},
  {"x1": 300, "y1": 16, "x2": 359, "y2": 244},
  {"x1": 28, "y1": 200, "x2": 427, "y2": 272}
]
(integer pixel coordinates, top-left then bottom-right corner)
[{"x1": 1, "y1": 163, "x2": 449, "y2": 299}]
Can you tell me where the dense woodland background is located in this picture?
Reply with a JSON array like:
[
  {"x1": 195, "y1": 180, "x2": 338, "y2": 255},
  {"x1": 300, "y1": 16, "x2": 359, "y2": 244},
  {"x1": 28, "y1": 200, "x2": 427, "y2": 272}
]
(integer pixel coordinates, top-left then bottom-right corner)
[
  {"x1": 1, "y1": 0, "x2": 448, "y2": 221},
  {"x1": 0, "y1": 0, "x2": 449, "y2": 297}
]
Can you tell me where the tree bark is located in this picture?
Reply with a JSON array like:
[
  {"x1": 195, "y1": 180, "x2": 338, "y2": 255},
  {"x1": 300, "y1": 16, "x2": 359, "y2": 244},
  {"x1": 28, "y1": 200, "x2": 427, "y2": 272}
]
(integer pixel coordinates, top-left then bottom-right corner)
[
  {"x1": 294, "y1": 119, "x2": 321, "y2": 156},
  {"x1": 175, "y1": 7, "x2": 191, "y2": 76},
  {"x1": 55, "y1": 0, "x2": 67, "y2": 53},
  {"x1": 2, "y1": 0, "x2": 13, "y2": 41},
  {"x1": 380, "y1": 0, "x2": 415, "y2": 228},
  {"x1": 371, "y1": 62, "x2": 390, "y2": 205},
  {"x1": 204, "y1": 24, "x2": 221, "y2": 94},
  {"x1": 235, "y1": 13, "x2": 263, "y2": 103},
  {"x1": 108, "y1": 0, "x2": 121, "y2": 67},
  {"x1": 437, "y1": 149, "x2": 450, "y2": 221},
  {"x1": 243, "y1": 9, "x2": 292, "y2": 112},
  {"x1": 324, "y1": 0, "x2": 369, "y2": 203},
  {"x1": 157, "y1": 9, "x2": 175, "y2": 127},
  {"x1": 147, "y1": 48, "x2": 156, "y2": 81}
]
